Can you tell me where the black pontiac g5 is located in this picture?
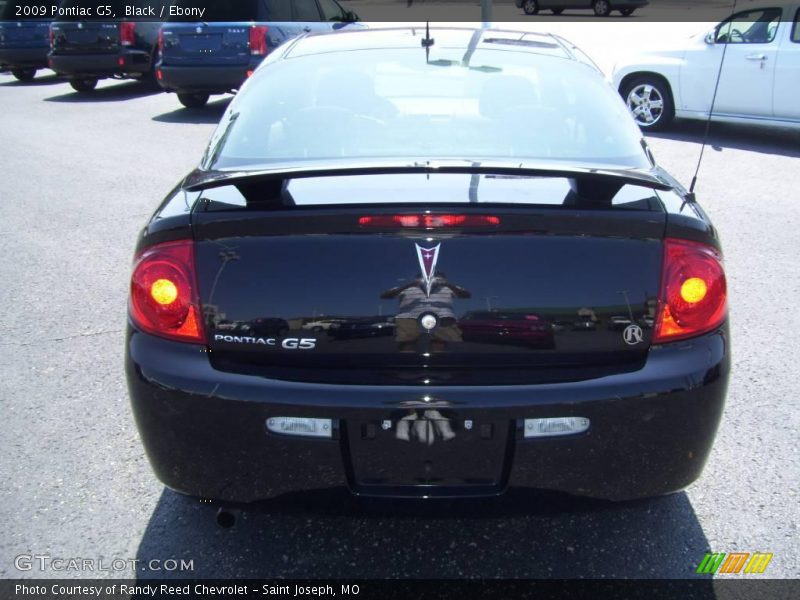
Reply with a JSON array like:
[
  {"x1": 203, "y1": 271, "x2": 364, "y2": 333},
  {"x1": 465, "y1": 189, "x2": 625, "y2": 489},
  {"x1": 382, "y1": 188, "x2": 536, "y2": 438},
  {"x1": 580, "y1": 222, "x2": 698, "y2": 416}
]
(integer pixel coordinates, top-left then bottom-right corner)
[{"x1": 125, "y1": 27, "x2": 729, "y2": 503}]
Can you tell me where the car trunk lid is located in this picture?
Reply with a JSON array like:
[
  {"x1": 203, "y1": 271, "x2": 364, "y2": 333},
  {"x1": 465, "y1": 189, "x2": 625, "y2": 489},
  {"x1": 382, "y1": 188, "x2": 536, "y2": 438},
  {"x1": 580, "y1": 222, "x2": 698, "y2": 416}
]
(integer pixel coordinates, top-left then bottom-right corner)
[{"x1": 188, "y1": 171, "x2": 667, "y2": 385}]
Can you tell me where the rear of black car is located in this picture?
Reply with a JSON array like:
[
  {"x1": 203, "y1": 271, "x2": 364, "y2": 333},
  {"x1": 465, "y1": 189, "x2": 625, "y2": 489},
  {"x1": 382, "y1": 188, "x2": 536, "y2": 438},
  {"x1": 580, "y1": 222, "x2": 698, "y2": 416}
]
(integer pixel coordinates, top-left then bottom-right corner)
[
  {"x1": 156, "y1": 0, "x2": 356, "y2": 108},
  {"x1": 0, "y1": 1, "x2": 53, "y2": 80},
  {"x1": 48, "y1": 0, "x2": 167, "y2": 91},
  {"x1": 125, "y1": 28, "x2": 729, "y2": 503}
]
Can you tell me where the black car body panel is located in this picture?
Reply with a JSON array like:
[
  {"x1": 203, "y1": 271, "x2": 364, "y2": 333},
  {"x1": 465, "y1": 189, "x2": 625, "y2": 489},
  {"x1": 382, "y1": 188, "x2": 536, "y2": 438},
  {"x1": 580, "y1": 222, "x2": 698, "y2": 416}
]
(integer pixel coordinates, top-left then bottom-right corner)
[
  {"x1": 126, "y1": 325, "x2": 728, "y2": 501},
  {"x1": 126, "y1": 27, "x2": 729, "y2": 503}
]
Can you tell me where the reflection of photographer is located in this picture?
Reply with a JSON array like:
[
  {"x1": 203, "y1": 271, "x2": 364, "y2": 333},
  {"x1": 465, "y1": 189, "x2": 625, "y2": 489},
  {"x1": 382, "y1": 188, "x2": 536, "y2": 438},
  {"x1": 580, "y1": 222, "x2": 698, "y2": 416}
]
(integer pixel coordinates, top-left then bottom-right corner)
[
  {"x1": 381, "y1": 272, "x2": 471, "y2": 352},
  {"x1": 396, "y1": 410, "x2": 456, "y2": 445}
]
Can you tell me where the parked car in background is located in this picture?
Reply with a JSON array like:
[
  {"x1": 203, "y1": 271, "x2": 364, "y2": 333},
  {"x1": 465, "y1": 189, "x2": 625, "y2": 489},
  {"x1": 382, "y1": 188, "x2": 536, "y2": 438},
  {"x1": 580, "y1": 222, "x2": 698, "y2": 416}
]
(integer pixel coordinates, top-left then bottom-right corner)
[
  {"x1": 49, "y1": 0, "x2": 168, "y2": 92},
  {"x1": 156, "y1": 0, "x2": 358, "y2": 108},
  {"x1": 0, "y1": 0, "x2": 55, "y2": 80},
  {"x1": 516, "y1": 0, "x2": 648, "y2": 17},
  {"x1": 613, "y1": 3, "x2": 800, "y2": 130},
  {"x1": 328, "y1": 316, "x2": 395, "y2": 340},
  {"x1": 459, "y1": 311, "x2": 555, "y2": 348},
  {"x1": 302, "y1": 318, "x2": 345, "y2": 332}
]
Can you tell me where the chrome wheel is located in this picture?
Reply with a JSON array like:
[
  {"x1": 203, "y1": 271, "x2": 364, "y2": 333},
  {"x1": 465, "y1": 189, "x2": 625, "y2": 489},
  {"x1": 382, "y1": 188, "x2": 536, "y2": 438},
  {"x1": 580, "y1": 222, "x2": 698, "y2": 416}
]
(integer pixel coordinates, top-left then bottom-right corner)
[
  {"x1": 523, "y1": 0, "x2": 539, "y2": 15},
  {"x1": 626, "y1": 83, "x2": 665, "y2": 127},
  {"x1": 593, "y1": 0, "x2": 611, "y2": 16}
]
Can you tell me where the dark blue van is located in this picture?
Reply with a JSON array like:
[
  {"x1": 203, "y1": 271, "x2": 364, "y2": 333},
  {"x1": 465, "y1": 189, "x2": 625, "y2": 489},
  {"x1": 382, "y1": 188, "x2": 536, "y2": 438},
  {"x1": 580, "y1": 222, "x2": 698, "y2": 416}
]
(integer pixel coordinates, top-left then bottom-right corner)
[
  {"x1": 0, "y1": 0, "x2": 55, "y2": 80},
  {"x1": 156, "y1": 0, "x2": 358, "y2": 108}
]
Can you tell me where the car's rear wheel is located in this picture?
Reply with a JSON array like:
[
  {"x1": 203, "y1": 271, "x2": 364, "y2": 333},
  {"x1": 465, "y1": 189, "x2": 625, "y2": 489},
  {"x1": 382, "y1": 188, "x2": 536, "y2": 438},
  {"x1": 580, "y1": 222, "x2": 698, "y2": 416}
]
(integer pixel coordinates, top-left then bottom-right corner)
[
  {"x1": 12, "y1": 68, "x2": 37, "y2": 81},
  {"x1": 69, "y1": 77, "x2": 98, "y2": 92},
  {"x1": 178, "y1": 92, "x2": 210, "y2": 109},
  {"x1": 522, "y1": 0, "x2": 539, "y2": 15},
  {"x1": 620, "y1": 7, "x2": 636, "y2": 16},
  {"x1": 593, "y1": 0, "x2": 611, "y2": 16},
  {"x1": 622, "y1": 76, "x2": 675, "y2": 131},
  {"x1": 552, "y1": 8, "x2": 563, "y2": 14}
]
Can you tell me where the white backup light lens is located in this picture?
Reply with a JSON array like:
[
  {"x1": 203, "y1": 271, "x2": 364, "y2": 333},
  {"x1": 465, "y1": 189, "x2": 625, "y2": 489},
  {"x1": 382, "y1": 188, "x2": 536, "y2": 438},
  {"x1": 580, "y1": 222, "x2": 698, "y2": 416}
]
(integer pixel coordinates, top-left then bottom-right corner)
[
  {"x1": 266, "y1": 417, "x2": 332, "y2": 438},
  {"x1": 523, "y1": 417, "x2": 590, "y2": 438}
]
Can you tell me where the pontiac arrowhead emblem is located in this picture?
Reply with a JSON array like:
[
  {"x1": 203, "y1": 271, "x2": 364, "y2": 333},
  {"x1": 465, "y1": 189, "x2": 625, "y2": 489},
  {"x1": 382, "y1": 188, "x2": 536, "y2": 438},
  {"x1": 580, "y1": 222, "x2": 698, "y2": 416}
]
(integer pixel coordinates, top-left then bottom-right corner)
[{"x1": 415, "y1": 243, "x2": 440, "y2": 297}]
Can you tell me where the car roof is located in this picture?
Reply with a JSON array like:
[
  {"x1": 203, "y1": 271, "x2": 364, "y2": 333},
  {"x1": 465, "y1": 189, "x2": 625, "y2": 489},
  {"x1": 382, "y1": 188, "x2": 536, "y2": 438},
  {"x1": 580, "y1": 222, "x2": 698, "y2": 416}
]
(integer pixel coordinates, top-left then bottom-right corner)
[{"x1": 281, "y1": 26, "x2": 594, "y2": 68}]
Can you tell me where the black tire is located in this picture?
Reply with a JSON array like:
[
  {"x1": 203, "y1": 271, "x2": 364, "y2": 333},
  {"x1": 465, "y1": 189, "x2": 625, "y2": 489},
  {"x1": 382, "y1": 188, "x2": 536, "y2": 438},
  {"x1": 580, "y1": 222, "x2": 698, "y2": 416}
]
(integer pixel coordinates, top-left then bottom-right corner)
[
  {"x1": 178, "y1": 92, "x2": 210, "y2": 109},
  {"x1": 522, "y1": 0, "x2": 539, "y2": 15},
  {"x1": 620, "y1": 7, "x2": 635, "y2": 16},
  {"x1": 552, "y1": 8, "x2": 563, "y2": 14},
  {"x1": 12, "y1": 68, "x2": 37, "y2": 81},
  {"x1": 69, "y1": 77, "x2": 98, "y2": 92},
  {"x1": 621, "y1": 75, "x2": 675, "y2": 131},
  {"x1": 593, "y1": 0, "x2": 611, "y2": 16}
]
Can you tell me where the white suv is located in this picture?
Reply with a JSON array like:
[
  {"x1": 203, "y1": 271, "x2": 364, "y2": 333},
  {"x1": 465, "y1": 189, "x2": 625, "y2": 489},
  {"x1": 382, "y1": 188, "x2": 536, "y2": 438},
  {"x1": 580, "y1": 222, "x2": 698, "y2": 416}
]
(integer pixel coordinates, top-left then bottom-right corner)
[{"x1": 612, "y1": 3, "x2": 800, "y2": 130}]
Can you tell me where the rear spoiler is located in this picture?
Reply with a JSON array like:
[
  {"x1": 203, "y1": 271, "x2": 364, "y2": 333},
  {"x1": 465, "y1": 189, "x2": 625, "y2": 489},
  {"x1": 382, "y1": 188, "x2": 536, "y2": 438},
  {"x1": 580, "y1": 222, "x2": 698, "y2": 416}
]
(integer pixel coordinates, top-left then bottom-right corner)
[{"x1": 183, "y1": 161, "x2": 675, "y2": 208}]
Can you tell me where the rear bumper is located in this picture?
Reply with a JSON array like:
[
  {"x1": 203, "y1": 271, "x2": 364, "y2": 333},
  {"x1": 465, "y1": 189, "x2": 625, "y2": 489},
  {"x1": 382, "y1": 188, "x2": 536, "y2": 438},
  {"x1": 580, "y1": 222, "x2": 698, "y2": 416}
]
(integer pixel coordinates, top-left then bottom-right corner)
[
  {"x1": 156, "y1": 63, "x2": 251, "y2": 94},
  {"x1": 48, "y1": 49, "x2": 151, "y2": 78},
  {"x1": 126, "y1": 324, "x2": 729, "y2": 503},
  {"x1": 0, "y1": 47, "x2": 48, "y2": 69}
]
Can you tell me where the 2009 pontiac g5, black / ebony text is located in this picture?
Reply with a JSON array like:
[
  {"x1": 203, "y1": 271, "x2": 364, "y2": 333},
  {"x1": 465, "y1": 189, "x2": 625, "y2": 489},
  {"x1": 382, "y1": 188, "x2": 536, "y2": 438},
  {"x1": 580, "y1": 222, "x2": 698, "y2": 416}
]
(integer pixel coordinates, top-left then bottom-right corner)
[{"x1": 125, "y1": 27, "x2": 729, "y2": 503}]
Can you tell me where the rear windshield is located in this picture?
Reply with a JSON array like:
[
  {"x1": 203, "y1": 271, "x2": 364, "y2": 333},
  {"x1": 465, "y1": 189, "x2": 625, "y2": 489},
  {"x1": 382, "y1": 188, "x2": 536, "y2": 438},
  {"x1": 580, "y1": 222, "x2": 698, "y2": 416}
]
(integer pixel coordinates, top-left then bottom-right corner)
[{"x1": 206, "y1": 36, "x2": 650, "y2": 170}]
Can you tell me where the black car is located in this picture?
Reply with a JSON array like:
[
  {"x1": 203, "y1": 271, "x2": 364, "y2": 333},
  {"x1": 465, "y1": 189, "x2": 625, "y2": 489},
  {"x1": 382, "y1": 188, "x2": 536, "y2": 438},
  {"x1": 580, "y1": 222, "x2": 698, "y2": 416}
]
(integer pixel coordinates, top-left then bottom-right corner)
[
  {"x1": 328, "y1": 316, "x2": 395, "y2": 340},
  {"x1": 0, "y1": 1, "x2": 54, "y2": 80},
  {"x1": 126, "y1": 27, "x2": 729, "y2": 504},
  {"x1": 515, "y1": 0, "x2": 648, "y2": 17},
  {"x1": 48, "y1": 0, "x2": 168, "y2": 92},
  {"x1": 156, "y1": 0, "x2": 358, "y2": 109}
]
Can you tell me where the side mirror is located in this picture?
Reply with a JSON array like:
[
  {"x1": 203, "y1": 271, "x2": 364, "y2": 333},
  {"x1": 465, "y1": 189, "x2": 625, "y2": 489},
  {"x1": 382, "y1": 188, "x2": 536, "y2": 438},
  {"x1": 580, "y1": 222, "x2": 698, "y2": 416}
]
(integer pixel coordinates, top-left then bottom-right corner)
[
  {"x1": 704, "y1": 30, "x2": 716, "y2": 44},
  {"x1": 346, "y1": 11, "x2": 359, "y2": 22}
]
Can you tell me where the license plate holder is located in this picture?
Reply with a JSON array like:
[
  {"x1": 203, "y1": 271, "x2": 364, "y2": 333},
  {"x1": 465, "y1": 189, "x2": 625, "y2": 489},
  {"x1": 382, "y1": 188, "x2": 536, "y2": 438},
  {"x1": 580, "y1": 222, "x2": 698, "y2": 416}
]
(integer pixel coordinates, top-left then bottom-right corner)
[{"x1": 346, "y1": 410, "x2": 511, "y2": 492}]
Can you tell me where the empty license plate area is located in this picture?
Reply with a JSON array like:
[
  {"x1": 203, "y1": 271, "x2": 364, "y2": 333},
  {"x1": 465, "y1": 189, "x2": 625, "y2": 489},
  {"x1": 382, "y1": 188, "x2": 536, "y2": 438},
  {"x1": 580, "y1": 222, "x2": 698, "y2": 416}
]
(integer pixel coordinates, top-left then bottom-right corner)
[
  {"x1": 180, "y1": 34, "x2": 222, "y2": 52},
  {"x1": 346, "y1": 408, "x2": 512, "y2": 494}
]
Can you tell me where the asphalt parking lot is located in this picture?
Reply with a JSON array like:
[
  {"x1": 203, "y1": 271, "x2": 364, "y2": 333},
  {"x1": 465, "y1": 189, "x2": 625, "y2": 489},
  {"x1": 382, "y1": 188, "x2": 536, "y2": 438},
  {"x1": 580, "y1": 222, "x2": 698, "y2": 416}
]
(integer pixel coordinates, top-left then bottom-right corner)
[{"x1": 1, "y1": 22, "x2": 799, "y2": 581}]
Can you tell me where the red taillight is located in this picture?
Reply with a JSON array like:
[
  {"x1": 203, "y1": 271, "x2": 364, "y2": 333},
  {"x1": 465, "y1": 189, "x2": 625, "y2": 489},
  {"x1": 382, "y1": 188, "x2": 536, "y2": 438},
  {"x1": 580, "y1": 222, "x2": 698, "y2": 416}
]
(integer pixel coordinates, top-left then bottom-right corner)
[
  {"x1": 249, "y1": 25, "x2": 268, "y2": 56},
  {"x1": 156, "y1": 69, "x2": 163, "y2": 81},
  {"x1": 120, "y1": 21, "x2": 136, "y2": 46},
  {"x1": 358, "y1": 214, "x2": 500, "y2": 229},
  {"x1": 653, "y1": 238, "x2": 727, "y2": 344},
  {"x1": 129, "y1": 240, "x2": 205, "y2": 343}
]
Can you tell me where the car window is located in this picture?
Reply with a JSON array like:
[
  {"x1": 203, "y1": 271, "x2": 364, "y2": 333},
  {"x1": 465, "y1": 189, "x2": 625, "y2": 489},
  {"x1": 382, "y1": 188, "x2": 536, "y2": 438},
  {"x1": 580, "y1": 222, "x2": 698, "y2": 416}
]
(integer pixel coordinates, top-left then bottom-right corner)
[
  {"x1": 208, "y1": 44, "x2": 650, "y2": 170},
  {"x1": 793, "y1": 7, "x2": 800, "y2": 42},
  {"x1": 292, "y1": 0, "x2": 322, "y2": 20},
  {"x1": 318, "y1": 0, "x2": 346, "y2": 21},
  {"x1": 715, "y1": 8, "x2": 782, "y2": 44}
]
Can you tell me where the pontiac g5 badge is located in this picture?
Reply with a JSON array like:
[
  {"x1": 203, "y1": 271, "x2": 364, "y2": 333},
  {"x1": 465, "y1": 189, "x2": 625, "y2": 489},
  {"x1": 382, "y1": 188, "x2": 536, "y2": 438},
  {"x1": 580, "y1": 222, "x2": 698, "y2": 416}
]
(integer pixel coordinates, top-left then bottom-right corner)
[{"x1": 415, "y1": 243, "x2": 440, "y2": 297}]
